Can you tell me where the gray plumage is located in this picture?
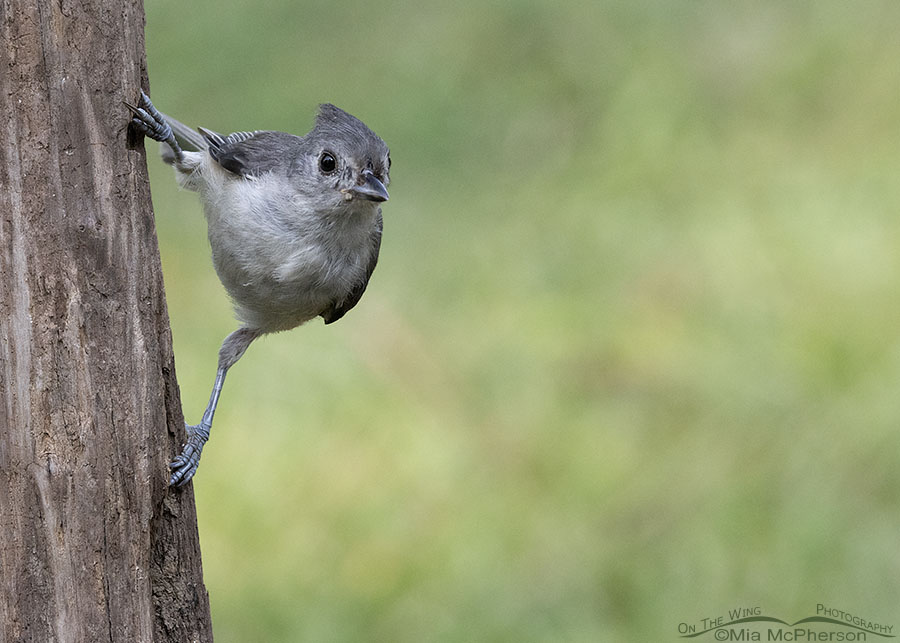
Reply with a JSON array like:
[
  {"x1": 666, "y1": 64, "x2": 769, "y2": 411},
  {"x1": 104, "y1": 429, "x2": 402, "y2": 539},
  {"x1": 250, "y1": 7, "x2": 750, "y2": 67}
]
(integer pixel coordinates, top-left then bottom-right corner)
[
  {"x1": 126, "y1": 92, "x2": 390, "y2": 486},
  {"x1": 168, "y1": 111, "x2": 387, "y2": 333}
]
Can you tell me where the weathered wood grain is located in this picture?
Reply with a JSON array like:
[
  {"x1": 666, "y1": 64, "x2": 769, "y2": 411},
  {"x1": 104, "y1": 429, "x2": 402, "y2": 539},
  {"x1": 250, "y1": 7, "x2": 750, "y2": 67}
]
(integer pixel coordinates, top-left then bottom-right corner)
[{"x1": 0, "y1": 1, "x2": 213, "y2": 641}]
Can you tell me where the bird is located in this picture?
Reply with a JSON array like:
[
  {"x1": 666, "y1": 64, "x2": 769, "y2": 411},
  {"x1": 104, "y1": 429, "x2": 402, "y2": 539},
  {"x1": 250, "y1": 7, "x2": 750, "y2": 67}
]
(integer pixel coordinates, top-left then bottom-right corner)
[{"x1": 126, "y1": 90, "x2": 390, "y2": 486}]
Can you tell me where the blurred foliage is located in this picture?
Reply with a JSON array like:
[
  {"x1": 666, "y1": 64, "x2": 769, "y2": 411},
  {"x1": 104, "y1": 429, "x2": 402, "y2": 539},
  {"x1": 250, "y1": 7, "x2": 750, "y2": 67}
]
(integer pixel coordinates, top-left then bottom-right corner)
[{"x1": 143, "y1": 1, "x2": 900, "y2": 640}]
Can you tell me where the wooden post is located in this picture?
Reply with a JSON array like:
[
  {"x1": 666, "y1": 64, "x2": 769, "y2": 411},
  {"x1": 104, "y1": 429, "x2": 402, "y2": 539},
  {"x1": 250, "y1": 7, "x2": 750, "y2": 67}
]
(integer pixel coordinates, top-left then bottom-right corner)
[{"x1": 0, "y1": 0, "x2": 213, "y2": 640}]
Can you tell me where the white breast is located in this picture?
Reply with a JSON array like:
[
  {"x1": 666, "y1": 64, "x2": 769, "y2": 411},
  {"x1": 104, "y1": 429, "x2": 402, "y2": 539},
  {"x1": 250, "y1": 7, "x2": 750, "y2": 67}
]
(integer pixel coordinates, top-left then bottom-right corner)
[{"x1": 198, "y1": 165, "x2": 377, "y2": 332}]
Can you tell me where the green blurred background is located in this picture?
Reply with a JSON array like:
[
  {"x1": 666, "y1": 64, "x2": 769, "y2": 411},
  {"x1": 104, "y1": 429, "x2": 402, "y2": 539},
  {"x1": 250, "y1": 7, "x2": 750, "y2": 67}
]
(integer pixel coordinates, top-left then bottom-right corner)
[{"x1": 143, "y1": 1, "x2": 900, "y2": 640}]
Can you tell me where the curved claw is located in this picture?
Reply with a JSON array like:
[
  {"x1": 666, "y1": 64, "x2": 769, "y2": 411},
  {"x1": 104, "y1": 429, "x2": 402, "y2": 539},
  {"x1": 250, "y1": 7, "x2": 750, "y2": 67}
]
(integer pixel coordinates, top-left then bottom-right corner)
[
  {"x1": 170, "y1": 423, "x2": 210, "y2": 487},
  {"x1": 170, "y1": 461, "x2": 199, "y2": 487},
  {"x1": 125, "y1": 90, "x2": 183, "y2": 161}
]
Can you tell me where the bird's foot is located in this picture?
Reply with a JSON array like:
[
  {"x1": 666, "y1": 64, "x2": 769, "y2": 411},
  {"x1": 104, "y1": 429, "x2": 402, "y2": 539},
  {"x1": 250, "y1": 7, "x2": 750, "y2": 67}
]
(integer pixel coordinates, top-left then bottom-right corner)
[
  {"x1": 125, "y1": 91, "x2": 182, "y2": 159},
  {"x1": 169, "y1": 422, "x2": 210, "y2": 487},
  {"x1": 125, "y1": 91, "x2": 173, "y2": 143}
]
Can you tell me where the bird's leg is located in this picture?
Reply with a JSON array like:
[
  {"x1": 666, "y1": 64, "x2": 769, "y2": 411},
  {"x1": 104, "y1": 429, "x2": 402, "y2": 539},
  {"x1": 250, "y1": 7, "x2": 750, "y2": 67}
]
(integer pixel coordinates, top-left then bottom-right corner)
[
  {"x1": 170, "y1": 327, "x2": 260, "y2": 487},
  {"x1": 125, "y1": 90, "x2": 183, "y2": 162},
  {"x1": 169, "y1": 368, "x2": 224, "y2": 487}
]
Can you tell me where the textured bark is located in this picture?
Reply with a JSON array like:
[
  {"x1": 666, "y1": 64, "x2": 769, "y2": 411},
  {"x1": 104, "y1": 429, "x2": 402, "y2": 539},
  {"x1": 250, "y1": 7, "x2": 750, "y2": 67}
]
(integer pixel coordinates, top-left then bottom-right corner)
[{"x1": 0, "y1": 1, "x2": 213, "y2": 642}]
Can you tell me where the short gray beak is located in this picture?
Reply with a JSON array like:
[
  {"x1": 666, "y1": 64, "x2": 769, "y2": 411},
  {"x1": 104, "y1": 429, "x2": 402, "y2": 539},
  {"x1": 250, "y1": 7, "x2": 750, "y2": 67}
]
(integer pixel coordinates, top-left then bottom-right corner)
[{"x1": 350, "y1": 170, "x2": 389, "y2": 202}]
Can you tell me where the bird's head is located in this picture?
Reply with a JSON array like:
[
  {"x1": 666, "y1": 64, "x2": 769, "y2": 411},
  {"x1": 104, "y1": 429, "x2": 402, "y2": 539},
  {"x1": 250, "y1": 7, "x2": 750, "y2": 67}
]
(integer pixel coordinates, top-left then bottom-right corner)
[{"x1": 299, "y1": 104, "x2": 390, "y2": 213}]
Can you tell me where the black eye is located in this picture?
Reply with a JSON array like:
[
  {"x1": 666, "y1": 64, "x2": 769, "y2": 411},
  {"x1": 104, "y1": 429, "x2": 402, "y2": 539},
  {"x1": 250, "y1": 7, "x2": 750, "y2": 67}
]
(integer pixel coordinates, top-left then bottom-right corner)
[
  {"x1": 319, "y1": 151, "x2": 337, "y2": 174},
  {"x1": 387, "y1": 155, "x2": 392, "y2": 170}
]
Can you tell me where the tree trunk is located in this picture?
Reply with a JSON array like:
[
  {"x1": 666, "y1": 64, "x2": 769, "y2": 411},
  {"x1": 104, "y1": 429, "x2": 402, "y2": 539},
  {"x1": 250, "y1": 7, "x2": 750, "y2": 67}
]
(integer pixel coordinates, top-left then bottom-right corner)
[{"x1": 0, "y1": 1, "x2": 213, "y2": 641}]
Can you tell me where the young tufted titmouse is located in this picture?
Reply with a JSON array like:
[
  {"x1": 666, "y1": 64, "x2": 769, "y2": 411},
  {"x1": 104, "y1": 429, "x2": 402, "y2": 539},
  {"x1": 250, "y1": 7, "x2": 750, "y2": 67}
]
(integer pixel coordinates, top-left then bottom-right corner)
[{"x1": 126, "y1": 91, "x2": 390, "y2": 486}]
